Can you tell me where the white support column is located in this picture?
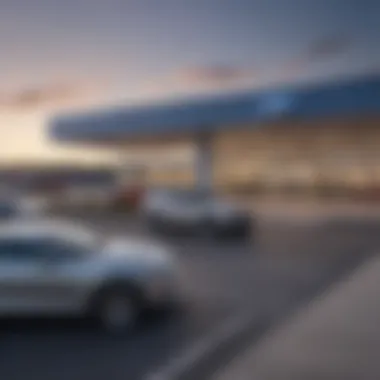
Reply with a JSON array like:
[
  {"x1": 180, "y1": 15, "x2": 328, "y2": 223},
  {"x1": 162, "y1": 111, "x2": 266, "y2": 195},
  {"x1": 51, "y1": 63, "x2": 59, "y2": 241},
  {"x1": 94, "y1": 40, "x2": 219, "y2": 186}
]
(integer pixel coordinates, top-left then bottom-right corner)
[
  {"x1": 115, "y1": 150, "x2": 146, "y2": 188},
  {"x1": 194, "y1": 133, "x2": 213, "y2": 190}
]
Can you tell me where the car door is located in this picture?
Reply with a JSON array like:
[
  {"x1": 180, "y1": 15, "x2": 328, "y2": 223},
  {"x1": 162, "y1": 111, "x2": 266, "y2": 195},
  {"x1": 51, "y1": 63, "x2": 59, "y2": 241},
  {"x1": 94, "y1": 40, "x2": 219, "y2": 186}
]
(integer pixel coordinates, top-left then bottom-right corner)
[
  {"x1": 25, "y1": 238, "x2": 95, "y2": 315},
  {"x1": 0, "y1": 238, "x2": 47, "y2": 315},
  {"x1": 0, "y1": 237, "x2": 93, "y2": 316},
  {"x1": 173, "y1": 195, "x2": 208, "y2": 227}
]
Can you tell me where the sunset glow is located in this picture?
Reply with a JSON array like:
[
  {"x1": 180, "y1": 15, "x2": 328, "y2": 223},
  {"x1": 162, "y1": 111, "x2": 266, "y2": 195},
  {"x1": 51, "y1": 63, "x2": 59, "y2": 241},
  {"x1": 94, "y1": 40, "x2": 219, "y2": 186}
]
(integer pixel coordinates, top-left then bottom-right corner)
[{"x1": 0, "y1": 0, "x2": 378, "y2": 163}]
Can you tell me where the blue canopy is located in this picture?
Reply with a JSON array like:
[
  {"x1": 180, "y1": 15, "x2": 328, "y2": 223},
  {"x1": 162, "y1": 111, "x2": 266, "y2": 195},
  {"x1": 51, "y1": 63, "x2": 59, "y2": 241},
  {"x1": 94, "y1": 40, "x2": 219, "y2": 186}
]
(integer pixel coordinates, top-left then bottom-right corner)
[{"x1": 50, "y1": 74, "x2": 380, "y2": 142}]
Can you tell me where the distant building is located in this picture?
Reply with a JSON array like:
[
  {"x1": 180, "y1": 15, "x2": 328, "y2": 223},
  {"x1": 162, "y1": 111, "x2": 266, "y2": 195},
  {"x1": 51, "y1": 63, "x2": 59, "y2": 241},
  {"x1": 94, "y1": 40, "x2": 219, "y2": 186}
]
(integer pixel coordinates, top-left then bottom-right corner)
[{"x1": 0, "y1": 165, "x2": 117, "y2": 195}]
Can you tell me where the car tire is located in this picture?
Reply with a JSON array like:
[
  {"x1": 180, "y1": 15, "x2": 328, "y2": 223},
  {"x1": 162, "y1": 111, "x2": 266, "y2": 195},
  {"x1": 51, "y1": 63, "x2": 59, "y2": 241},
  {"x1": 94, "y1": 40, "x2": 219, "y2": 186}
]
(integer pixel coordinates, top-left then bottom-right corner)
[
  {"x1": 197, "y1": 218, "x2": 218, "y2": 239},
  {"x1": 215, "y1": 221, "x2": 253, "y2": 242},
  {"x1": 233, "y1": 222, "x2": 253, "y2": 242},
  {"x1": 92, "y1": 286, "x2": 140, "y2": 335},
  {"x1": 147, "y1": 215, "x2": 168, "y2": 235}
]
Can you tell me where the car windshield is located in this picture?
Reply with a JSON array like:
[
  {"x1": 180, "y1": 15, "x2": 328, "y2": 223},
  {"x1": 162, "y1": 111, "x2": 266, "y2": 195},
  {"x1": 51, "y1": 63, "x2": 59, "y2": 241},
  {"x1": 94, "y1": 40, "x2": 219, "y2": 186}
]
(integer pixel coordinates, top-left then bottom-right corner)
[
  {"x1": 162, "y1": 189, "x2": 214, "y2": 203},
  {"x1": 181, "y1": 190, "x2": 212, "y2": 201},
  {"x1": 0, "y1": 221, "x2": 102, "y2": 258}
]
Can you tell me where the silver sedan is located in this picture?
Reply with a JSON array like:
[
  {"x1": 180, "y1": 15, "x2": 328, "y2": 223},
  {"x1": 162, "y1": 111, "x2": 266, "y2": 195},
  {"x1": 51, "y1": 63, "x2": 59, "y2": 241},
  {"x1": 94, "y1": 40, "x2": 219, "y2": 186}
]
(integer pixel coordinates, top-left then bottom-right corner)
[
  {"x1": 0, "y1": 220, "x2": 180, "y2": 334},
  {"x1": 142, "y1": 188, "x2": 253, "y2": 239}
]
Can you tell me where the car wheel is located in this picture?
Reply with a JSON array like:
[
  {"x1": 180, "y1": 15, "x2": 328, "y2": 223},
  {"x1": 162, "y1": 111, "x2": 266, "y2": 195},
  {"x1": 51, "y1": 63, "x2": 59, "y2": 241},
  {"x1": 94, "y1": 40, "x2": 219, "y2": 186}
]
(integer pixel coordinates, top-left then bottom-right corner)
[
  {"x1": 95, "y1": 288, "x2": 139, "y2": 335},
  {"x1": 197, "y1": 218, "x2": 218, "y2": 239},
  {"x1": 218, "y1": 222, "x2": 253, "y2": 242},
  {"x1": 238, "y1": 223, "x2": 254, "y2": 243},
  {"x1": 146, "y1": 215, "x2": 166, "y2": 234}
]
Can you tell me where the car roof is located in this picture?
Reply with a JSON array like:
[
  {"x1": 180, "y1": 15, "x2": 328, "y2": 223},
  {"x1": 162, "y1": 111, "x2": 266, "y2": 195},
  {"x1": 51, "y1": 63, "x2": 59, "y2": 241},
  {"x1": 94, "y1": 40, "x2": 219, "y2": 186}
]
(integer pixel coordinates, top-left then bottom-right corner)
[
  {"x1": 0, "y1": 219, "x2": 94, "y2": 241},
  {"x1": 148, "y1": 187, "x2": 213, "y2": 196}
]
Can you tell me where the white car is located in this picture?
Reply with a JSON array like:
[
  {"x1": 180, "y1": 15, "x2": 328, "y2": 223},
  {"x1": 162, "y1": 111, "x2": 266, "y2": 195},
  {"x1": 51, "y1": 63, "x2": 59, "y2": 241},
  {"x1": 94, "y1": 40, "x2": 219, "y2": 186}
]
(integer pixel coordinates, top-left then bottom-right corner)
[
  {"x1": 141, "y1": 188, "x2": 253, "y2": 239},
  {"x1": 0, "y1": 220, "x2": 180, "y2": 334}
]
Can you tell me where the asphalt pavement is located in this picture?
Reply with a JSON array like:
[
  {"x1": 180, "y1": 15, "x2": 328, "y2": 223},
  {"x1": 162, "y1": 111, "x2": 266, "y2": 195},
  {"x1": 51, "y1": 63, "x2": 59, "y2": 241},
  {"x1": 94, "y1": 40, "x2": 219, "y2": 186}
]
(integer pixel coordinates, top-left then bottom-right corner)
[
  {"x1": 1, "y1": 208, "x2": 380, "y2": 380},
  {"x1": 213, "y1": 251, "x2": 380, "y2": 380}
]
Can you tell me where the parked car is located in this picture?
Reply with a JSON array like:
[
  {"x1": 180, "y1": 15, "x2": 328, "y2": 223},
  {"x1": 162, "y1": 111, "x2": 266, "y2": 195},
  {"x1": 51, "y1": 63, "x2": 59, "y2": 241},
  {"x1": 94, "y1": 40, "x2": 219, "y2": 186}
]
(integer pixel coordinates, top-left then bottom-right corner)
[
  {"x1": 141, "y1": 188, "x2": 253, "y2": 239},
  {"x1": 0, "y1": 220, "x2": 180, "y2": 334},
  {"x1": 0, "y1": 197, "x2": 45, "y2": 220}
]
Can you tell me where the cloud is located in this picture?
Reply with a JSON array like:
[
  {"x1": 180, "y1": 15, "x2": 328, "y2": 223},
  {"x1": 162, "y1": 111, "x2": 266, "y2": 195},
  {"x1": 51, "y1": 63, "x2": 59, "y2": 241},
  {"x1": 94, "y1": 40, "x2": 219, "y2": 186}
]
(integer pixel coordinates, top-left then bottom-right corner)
[
  {"x1": 171, "y1": 38, "x2": 350, "y2": 89},
  {"x1": 173, "y1": 65, "x2": 254, "y2": 85},
  {"x1": 277, "y1": 35, "x2": 352, "y2": 81},
  {"x1": 122, "y1": 64, "x2": 258, "y2": 102},
  {"x1": 288, "y1": 35, "x2": 351, "y2": 70},
  {"x1": 305, "y1": 35, "x2": 352, "y2": 60},
  {"x1": 0, "y1": 82, "x2": 101, "y2": 110}
]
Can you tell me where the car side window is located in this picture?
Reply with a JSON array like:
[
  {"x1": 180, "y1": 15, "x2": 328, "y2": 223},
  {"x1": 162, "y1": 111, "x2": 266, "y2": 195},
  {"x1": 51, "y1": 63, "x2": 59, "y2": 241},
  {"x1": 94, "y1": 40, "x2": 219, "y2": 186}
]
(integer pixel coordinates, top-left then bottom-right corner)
[
  {"x1": 40, "y1": 239, "x2": 85, "y2": 260},
  {"x1": 0, "y1": 239, "x2": 42, "y2": 261},
  {"x1": 178, "y1": 193, "x2": 206, "y2": 208},
  {"x1": 0, "y1": 238, "x2": 84, "y2": 262}
]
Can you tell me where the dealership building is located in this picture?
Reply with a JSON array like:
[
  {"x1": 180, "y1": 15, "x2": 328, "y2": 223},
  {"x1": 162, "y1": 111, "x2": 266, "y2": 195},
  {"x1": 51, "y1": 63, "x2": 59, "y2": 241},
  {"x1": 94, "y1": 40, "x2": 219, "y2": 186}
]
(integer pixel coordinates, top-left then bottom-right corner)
[{"x1": 49, "y1": 74, "x2": 380, "y2": 195}]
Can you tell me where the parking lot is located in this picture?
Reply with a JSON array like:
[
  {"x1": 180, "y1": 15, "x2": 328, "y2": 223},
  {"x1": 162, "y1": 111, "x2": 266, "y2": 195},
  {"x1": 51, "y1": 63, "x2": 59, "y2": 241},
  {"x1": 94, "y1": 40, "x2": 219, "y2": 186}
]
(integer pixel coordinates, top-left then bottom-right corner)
[{"x1": 1, "y1": 206, "x2": 380, "y2": 380}]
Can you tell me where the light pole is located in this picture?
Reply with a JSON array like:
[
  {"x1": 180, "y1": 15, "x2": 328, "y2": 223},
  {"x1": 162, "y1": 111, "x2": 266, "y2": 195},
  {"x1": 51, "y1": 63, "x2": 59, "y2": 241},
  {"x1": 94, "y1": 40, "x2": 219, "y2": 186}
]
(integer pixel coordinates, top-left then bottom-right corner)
[{"x1": 194, "y1": 132, "x2": 213, "y2": 191}]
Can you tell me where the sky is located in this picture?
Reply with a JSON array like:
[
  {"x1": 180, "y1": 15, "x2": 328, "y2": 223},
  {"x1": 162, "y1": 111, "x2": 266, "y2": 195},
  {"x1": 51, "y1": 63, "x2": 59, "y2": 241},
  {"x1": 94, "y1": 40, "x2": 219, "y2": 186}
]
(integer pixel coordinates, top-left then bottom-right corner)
[{"x1": 0, "y1": 0, "x2": 379, "y2": 164}]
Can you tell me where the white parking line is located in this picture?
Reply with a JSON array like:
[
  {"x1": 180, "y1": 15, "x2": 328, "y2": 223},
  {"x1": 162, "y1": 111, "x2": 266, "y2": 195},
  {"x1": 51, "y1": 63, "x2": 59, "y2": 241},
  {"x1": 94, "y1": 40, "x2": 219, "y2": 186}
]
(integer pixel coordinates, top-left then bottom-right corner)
[{"x1": 145, "y1": 311, "x2": 256, "y2": 380}]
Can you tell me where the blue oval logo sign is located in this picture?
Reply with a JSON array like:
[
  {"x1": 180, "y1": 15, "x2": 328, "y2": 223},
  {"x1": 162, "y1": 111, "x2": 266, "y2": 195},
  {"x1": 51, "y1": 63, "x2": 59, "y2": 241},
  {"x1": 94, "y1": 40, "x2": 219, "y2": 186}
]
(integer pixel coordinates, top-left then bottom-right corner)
[{"x1": 257, "y1": 93, "x2": 295, "y2": 115}]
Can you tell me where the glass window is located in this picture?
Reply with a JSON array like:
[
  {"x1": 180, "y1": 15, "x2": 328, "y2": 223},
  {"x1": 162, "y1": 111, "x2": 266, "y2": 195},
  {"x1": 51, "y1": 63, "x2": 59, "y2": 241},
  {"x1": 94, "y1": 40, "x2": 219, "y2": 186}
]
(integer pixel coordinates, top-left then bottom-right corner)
[
  {"x1": 0, "y1": 236, "x2": 94, "y2": 261},
  {"x1": 0, "y1": 239, "x2": 42, "y2": 260},
  {"x1": 41, "y1": 238, "x2": 93, "y2": 260},
  {"x1": 176, "y1": 189, "x2": 213, "y2": 203}
]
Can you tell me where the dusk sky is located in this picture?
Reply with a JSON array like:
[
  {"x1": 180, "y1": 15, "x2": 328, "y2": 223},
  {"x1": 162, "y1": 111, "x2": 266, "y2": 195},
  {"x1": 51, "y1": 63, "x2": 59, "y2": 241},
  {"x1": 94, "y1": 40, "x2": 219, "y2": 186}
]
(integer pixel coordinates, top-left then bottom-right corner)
[{"x1": 0, "y1": 0, "x2": 379, "y2": 163}]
